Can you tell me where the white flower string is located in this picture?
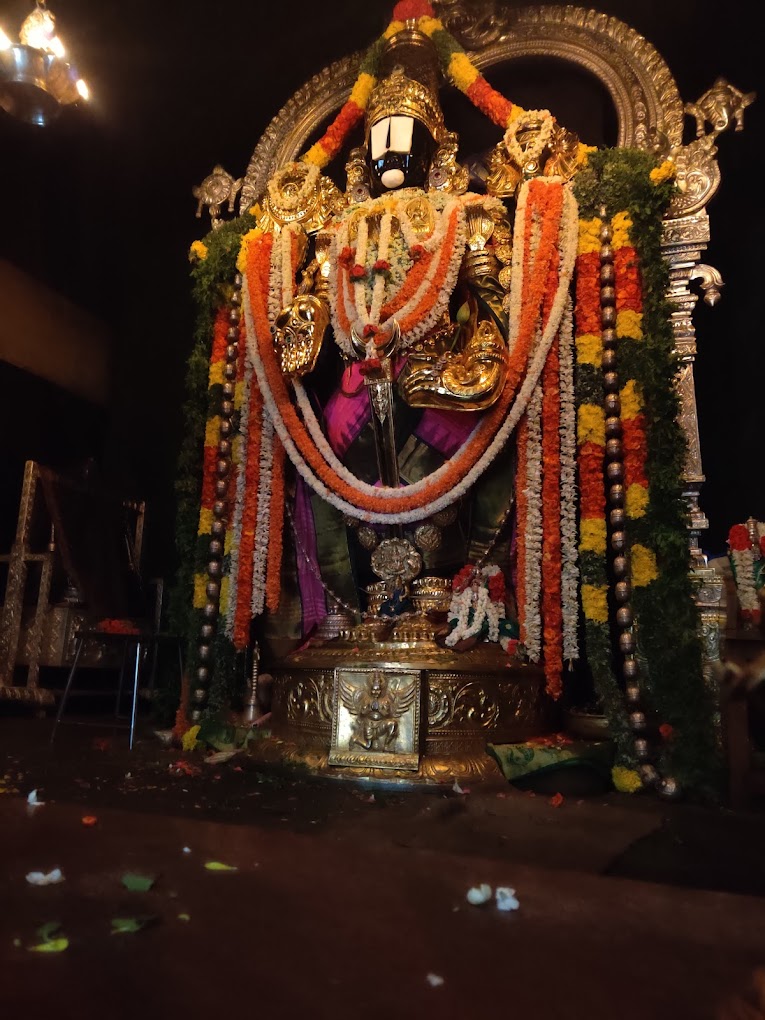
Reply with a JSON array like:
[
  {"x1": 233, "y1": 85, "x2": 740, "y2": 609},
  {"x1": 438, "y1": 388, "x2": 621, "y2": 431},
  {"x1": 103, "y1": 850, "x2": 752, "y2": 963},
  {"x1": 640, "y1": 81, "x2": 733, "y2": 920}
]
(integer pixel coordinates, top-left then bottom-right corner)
[
  {"x1": 243, "y1": 179, "x2": 579, "y2": 526},
  {"x1": 250, "y1": 413, "x2": 275, "y2": 616},
  {"x1": 558, "y1": 294, "x2": 580, "y2": 663},
  {"x1": 522, "y1": 384, "x2": 543, "y2": 662},
  {"x1": 267, "y1": 162, "x2": 320, "y2": 214},
  {"x1": 224, "y1": 352, "x2": 254, "y2": 638},
  {"x1": 503, "y1": 110, "x2": 555, "y2": 170},
  {"x1": 369, "y1": 211, "x2": 392, "y2": 323}
]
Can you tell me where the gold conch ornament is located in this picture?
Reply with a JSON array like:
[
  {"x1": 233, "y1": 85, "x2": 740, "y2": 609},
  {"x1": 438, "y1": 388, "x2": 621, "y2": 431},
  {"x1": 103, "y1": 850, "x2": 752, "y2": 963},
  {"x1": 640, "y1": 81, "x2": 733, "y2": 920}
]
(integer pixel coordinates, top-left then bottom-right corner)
[{"x1": 365, "y1": 66, "x2": 445, "y2": 143}]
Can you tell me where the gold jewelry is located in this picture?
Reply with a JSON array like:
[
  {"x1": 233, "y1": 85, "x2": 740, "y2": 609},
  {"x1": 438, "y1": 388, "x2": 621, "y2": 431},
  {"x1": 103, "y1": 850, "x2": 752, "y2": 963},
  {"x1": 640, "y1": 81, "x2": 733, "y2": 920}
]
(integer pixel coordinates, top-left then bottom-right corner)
[
  {"x1": 256, "y1": 162, "x2": 344, "y2": 235},
  {"x1": 344, "y1": 146, "x2": 371, "y2": 203},
  {"x1": 427, "y1": 131, "x2": 469, "y2": 194},
  {"x1": 365, "y1": 66, "x2": 445, "y2": 143}
]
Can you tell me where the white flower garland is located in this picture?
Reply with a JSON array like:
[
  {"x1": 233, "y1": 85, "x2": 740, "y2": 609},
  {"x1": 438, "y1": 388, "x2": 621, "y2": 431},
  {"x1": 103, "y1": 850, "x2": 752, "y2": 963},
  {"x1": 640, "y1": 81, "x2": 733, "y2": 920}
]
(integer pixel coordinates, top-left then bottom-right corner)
[
  {"x1": 503, "y1": 109, "x2": 555, "y2": 169},
  {"x1": 328, "y1": 191, "x2": 502, "y2": 355},
  {"x1": 267, "y1": 162, "x2": 320, "y2": 214},
  {"x1": 224, "y1": 351, "x2": 254, "y2": 638},
  {"x1": 267, "y1": 223, "x2": 302, "y2": 326},
  {"x1": 729, "y1": 521, "x2": 765, "y2": 616},
  {"x1": 558, "y1": 295, "x2": 580, "y2": 663},
  {"x1": 243, "y1": 180, "x2": 579, "y2": 526},
  {"x1": 250, "y1": 413, "x2": 275, "y2": 617},
  {"x1": 522, "y1": 384, "x2": 544, "y2": 662}
]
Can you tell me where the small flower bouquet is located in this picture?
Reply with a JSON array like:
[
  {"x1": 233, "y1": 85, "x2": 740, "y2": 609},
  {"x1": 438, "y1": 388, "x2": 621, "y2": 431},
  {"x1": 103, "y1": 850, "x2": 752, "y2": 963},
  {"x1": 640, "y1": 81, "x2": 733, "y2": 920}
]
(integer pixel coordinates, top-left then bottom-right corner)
[
  {"x1": 444, "y1": 563, "x2": 518, "y2": 650},
  {"x1": 727, "y1": 520, "x2": 765, "y2": 630}
]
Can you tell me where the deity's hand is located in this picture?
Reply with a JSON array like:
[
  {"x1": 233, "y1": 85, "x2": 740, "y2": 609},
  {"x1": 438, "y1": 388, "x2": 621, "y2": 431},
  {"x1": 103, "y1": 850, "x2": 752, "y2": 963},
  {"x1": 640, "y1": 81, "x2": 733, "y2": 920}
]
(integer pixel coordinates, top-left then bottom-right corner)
[{"x1": 273, "y1": 294, "x2": 329, "y2": 377}]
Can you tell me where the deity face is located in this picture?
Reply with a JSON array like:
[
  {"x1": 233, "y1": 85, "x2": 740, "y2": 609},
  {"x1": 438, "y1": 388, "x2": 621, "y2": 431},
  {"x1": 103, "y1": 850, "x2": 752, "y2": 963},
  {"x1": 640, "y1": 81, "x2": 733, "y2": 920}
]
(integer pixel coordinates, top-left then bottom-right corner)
[
  {"x1": 369, "y1": 674, "x2": 387, "y2": 698},
  {"x1": 367, "y1": 115, "x2": 435, "y2": 196}
]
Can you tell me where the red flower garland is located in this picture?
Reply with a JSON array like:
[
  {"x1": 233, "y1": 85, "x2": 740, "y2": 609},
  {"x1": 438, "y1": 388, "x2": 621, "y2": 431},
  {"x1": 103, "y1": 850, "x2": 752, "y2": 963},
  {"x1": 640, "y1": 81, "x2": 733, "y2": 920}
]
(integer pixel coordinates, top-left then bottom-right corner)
[{"x1": 265, "y1": 437, "x2": 286, "y2": 614}]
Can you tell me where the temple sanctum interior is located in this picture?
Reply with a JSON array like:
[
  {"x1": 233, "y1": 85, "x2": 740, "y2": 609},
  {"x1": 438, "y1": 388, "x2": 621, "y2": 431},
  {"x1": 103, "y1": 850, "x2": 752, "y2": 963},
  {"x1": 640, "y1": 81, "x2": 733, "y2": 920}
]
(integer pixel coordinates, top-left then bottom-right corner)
[{"x1": 1, "y1": 1, "x2": 764, "y2": 1017}]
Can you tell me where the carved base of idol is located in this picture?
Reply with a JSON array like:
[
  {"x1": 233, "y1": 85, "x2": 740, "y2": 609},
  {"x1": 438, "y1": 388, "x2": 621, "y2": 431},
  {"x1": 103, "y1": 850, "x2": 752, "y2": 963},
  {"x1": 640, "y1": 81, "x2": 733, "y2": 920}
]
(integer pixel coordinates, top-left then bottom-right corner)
[{"x1": 249, "y1": 640, "x2": 557, "y2": 785}]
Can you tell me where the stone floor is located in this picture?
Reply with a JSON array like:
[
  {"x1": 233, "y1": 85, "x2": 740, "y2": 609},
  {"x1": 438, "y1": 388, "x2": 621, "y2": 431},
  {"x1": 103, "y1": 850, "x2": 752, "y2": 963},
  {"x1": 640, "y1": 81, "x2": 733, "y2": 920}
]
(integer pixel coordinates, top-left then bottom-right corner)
[{"x1": 2, "y1": 711, "x2": 765, "y2": 1019}]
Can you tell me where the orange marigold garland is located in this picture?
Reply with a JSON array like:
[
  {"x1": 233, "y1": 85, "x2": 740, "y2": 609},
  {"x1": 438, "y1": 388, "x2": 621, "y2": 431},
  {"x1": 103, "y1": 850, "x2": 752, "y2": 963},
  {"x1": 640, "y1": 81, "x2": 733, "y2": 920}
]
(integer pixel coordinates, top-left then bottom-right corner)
[{"x1": 249, "y1": 180, "x2": 569, "y2": 521}]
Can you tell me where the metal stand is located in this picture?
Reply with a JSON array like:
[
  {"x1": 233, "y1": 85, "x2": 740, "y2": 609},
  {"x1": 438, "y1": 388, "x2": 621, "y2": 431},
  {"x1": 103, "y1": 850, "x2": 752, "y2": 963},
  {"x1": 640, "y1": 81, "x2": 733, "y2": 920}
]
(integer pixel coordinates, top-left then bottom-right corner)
[{"x1": 50, "y1": 631, "x2": 183, "y2": 750}]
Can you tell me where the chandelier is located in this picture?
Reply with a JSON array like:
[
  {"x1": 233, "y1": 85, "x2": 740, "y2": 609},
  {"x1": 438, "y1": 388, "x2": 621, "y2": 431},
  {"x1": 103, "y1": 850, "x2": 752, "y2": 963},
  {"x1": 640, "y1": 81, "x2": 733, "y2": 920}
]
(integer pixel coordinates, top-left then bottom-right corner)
[{"x1": 0, "y1": 1, "x2": 89, "y2": 126}]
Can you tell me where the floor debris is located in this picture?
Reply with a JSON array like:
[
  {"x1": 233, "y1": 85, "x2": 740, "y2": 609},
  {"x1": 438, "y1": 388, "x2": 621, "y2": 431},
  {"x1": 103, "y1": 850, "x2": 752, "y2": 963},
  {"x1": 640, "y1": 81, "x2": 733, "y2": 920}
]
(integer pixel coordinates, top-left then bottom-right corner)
[
  {"x1": 466, "y1": 883, "x2": 492, "y2": 905},
  {"x1": 495, "y1": 887, "x2": 520, "y2": 911},
  {"x1": 121, "y1": 872, "x2": 156, "y2": 892},
  {"x1": 26, "y1": 868, "x2": 64, "y2": 886}
]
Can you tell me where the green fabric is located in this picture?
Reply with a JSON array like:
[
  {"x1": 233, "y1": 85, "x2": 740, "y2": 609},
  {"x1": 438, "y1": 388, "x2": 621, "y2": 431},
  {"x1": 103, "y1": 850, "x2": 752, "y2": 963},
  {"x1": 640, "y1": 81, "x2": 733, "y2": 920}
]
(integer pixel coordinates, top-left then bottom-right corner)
[{"x1": 488, "y1": 739, "x2": 614, "y2": 782}]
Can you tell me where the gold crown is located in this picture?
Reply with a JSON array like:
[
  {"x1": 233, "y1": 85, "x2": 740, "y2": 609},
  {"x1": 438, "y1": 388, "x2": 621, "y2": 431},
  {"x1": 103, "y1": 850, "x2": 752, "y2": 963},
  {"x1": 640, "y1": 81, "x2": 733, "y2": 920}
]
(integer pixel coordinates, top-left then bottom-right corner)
[{"x1": 365, "y1": 66, "x2": 445, "y2": 142}]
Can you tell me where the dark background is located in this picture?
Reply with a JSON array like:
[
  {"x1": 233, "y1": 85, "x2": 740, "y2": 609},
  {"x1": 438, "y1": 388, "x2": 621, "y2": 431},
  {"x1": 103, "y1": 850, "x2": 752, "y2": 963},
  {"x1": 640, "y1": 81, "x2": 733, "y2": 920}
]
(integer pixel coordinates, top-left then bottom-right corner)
[{"x1": 0, "y1": 0, "x2": 762, "y2": 591}]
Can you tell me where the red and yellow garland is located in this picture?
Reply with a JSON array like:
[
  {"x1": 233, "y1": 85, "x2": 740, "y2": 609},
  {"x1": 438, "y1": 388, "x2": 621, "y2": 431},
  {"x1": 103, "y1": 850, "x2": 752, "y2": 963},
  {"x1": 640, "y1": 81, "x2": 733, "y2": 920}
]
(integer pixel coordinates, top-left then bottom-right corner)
[
  {"x1": 193, "y1": 308, "x2": 232, "y2": 612},
  {"x1": 612, "y1": 212, "x2": 656, "y2": 592}
]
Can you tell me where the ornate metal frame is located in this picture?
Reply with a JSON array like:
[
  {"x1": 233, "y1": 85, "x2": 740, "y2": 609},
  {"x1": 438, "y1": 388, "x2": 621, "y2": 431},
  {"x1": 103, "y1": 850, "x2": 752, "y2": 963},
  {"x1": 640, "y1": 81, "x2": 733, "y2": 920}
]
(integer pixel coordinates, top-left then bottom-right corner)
[{"x1": 240, "y1": 4, "x2": 687, "y2": 210}]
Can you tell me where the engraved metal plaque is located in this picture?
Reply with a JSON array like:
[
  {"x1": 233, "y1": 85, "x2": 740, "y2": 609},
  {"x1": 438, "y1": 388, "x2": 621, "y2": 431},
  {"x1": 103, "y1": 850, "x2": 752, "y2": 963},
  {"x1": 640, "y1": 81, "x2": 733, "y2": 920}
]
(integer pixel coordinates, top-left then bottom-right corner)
[{"x1": 329, "y1": 666, "x2": 422, "y2": 770}]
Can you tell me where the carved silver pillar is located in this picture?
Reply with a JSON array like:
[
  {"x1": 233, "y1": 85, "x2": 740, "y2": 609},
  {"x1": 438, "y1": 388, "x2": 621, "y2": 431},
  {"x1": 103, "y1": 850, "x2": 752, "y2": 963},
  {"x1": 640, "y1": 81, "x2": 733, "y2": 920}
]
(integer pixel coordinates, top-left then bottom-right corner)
[
  {"x1": 662, "y1": 207, "x2": 715, "y2": 570},
  {"x1": 661, "y1": 76, "x2": 756, "y2": 721}
]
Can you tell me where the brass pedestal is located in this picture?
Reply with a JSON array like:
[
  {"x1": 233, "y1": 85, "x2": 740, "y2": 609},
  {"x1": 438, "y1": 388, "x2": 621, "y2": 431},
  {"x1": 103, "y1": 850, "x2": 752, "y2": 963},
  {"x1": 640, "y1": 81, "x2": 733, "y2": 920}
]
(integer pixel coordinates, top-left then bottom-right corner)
[{"x1": 250, "y1": 628, "x2": 557, "y2": 786}]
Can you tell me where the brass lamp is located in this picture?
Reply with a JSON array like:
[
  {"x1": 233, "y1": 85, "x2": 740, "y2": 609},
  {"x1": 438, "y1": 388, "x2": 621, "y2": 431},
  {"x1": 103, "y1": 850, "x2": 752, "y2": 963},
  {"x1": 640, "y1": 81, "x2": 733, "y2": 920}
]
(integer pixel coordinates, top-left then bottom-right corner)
[{"x1": 0, "y1": 1, "x2": 89, "y2": 126}]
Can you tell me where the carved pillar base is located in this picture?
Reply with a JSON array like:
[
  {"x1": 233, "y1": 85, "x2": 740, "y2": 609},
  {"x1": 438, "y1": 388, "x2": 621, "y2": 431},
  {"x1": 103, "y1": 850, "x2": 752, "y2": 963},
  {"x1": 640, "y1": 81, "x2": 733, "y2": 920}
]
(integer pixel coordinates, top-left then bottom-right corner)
[
  {"x1": 690, "y1": 566, "x2": 727, "y2": 751},
  {"x1": 247, "y1": 637, "x2": 559, "y2": 786}
]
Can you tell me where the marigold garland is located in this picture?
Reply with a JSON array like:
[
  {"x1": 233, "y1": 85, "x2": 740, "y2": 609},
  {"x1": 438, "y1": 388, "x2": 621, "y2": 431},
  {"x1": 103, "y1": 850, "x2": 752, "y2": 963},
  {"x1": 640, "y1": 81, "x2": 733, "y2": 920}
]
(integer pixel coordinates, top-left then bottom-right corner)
[
  {"x1": 574, "y1": 147, "x2": 717, "y2": 794},
  {"x1": 192, "y1": 308, "x2": 230, "y2": 611},
  {"x1": 175, "y1": 12, "x2": 717, "y2": 795},
  {"x1": 245, "y1": 179, "x2": 575, "y2": 524},
  {"x1": 574, "y1": 212, "x2": 633, "y2": 763}
]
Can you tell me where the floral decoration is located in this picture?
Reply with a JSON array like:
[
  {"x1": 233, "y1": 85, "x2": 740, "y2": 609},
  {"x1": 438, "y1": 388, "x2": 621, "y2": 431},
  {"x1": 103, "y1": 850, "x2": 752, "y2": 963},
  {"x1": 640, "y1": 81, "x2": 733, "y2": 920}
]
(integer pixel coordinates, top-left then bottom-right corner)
[
  {"x1": 445, "y1": 563, "x2": 516, "y2": 649},
  {"x1": 728, "y1": 520, "x2": 765, "y2": 626},
  {"x1": 574, "y1": 148, "x2": 718, "y2": 793}
]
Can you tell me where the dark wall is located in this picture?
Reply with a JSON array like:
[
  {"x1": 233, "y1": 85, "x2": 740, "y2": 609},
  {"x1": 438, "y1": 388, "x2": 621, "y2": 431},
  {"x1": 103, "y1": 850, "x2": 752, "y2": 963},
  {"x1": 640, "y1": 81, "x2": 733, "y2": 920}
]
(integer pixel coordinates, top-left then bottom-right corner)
[
  {"x1": 0, "y1": 361, "x2": 107, "y2": 550},
  {"x1": 0, "y1": 0, "x2": 762, "y2": 583}
]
